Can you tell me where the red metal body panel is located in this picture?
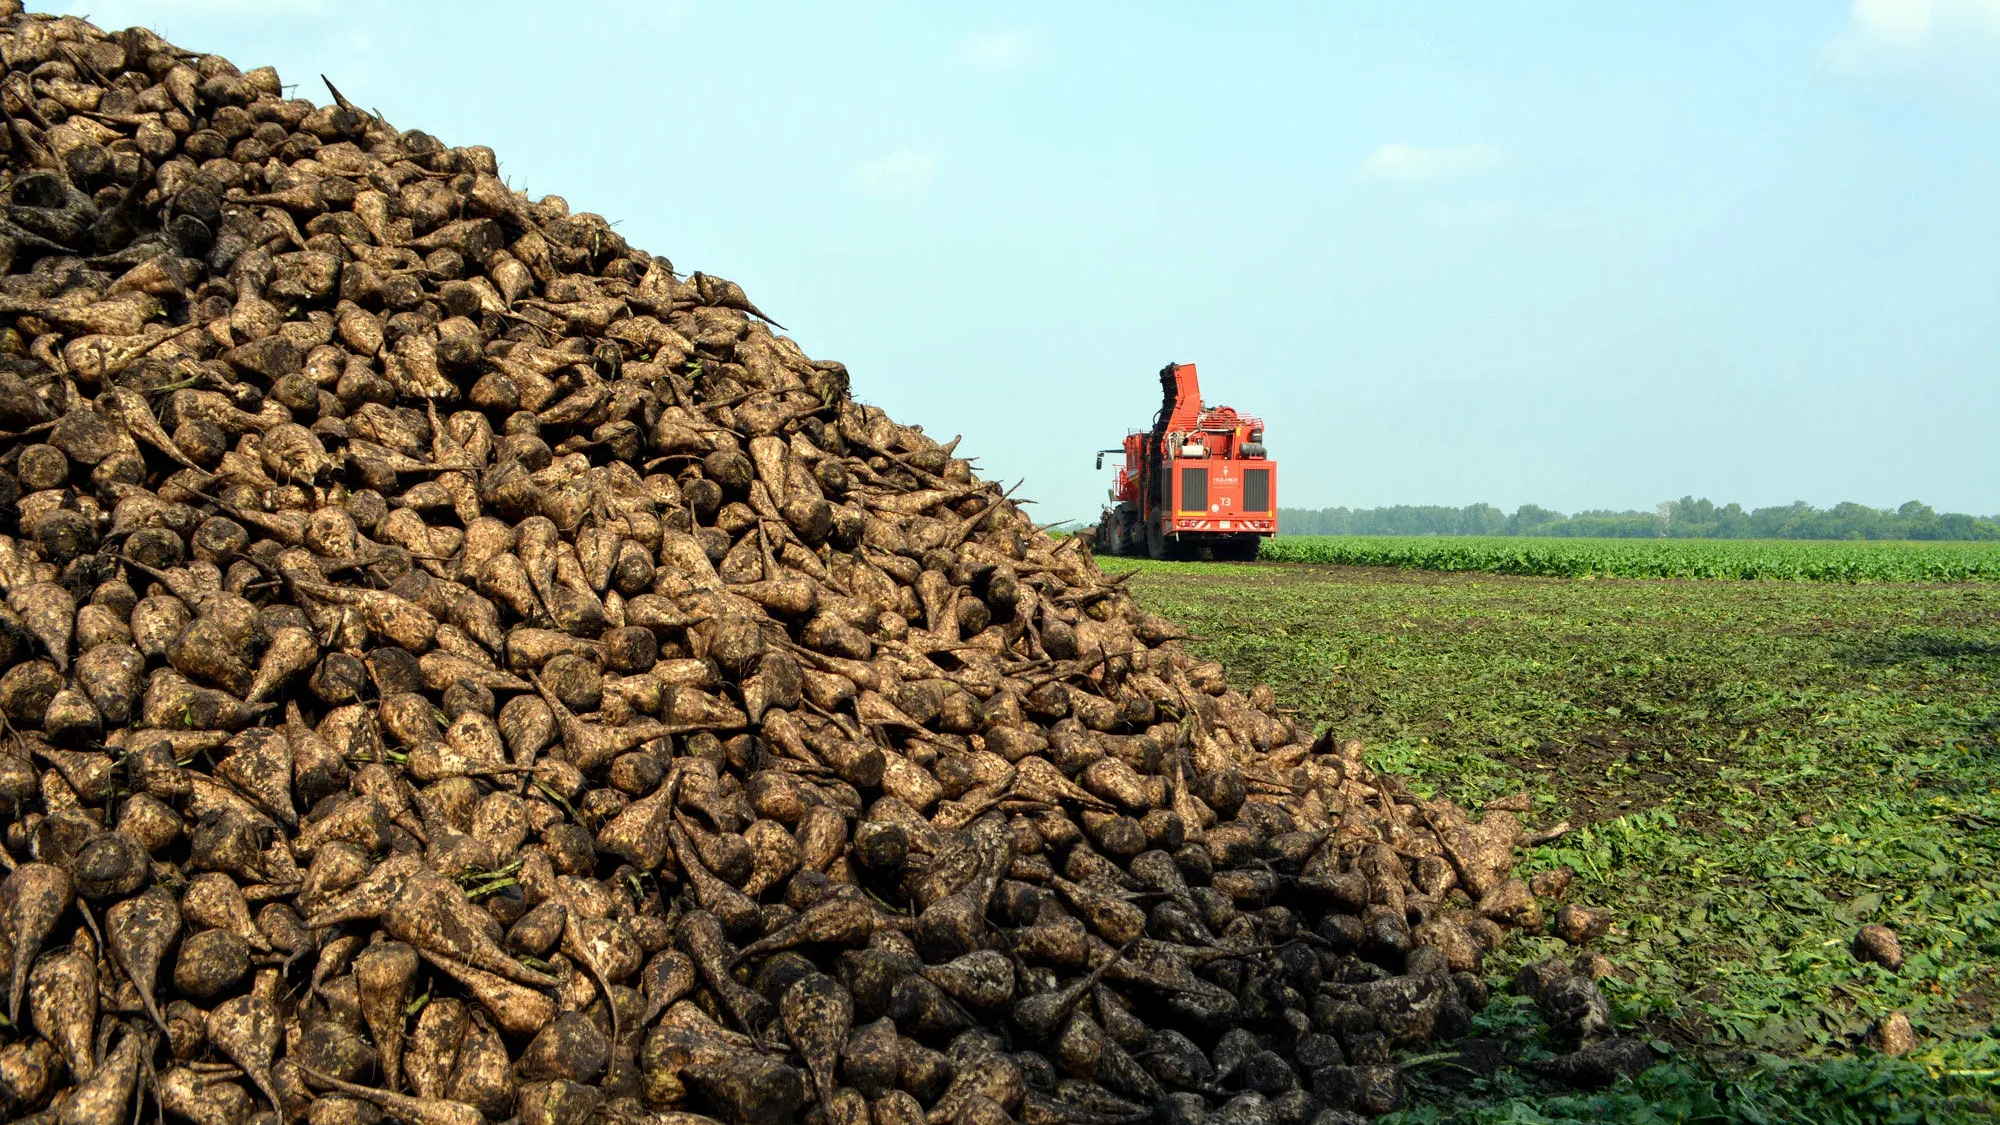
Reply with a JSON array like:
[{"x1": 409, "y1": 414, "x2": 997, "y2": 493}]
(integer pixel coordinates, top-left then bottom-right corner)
[
  {"x1": 1113, "y1": 431, "x2": 1144, "y2": 504},
  {"x1": 1169, "y1": 457, "x2": 1276, "y2": 531}
]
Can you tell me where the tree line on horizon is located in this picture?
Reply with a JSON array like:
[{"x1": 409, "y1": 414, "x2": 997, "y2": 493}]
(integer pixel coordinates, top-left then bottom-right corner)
[{"x1": 1277, "y1": 497, "x2": 2000, "y2": 540}]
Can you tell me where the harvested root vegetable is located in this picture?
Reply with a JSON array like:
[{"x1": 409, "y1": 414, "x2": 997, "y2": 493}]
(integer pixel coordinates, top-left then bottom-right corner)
[
  {"x1": 174, "y1": 928, "x2": 251, "y2": 998},
  {"x1": 27, "y1": 945, "x2": 96, "y2": 1083},
  {"x1": 207, "y1": 994, "x2": 285, "y2": 1110},
  {"x1": 298, "y1": 1066, "x2": 485, "y2": 1125},
  {"x1": 1854, "y1": 924, "x2": 1904, "y2": 971},
  {"x1": 354, "y1": 941, "x2": 420, "y2": 1091},
  {"x1": 779, "y1": 972, "x2": 851, "y2": 1109},
  {"x1": 57, "y1": 1022, "x2": 143, "y2": 1125},
  {"x1": 1554, "y1": 904, "x2": 1613, "y2": 946},
  {"x1": 1526, "y1": 1037, "x2": 1657, "y2": 1088},
  {"x1": 1869, "y1": 1011, "x2": 1917, "y2": 1057},
  {"x1": 106, "y1": 886, "x2": 180, "y2": 1032},
  {"x1": 5, "y1": 863, "x2": 72, "y2": 1024}
]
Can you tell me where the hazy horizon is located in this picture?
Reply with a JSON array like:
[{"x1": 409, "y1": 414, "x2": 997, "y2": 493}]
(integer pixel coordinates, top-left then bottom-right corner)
[
  {"x1": 1276, "y1": 496, "x2": 2000, "y2": 520},
  {"x1": 69, "y1": 0, "x2": 2000, "y2": 525}
]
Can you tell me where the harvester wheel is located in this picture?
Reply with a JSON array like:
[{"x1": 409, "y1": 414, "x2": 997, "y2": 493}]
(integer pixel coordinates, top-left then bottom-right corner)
[{"x1": 1146, "y1": 521, "x2": 1168, "y2": 561}]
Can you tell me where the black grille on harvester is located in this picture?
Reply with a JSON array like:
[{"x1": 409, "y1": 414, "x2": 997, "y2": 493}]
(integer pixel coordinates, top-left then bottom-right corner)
[
  {"x1": 1244, "y1": 468, "x2": 1270, "y2": 513},
  {"x1": 1180, "y1": 467, "x2": 1209, "y2": 512}
]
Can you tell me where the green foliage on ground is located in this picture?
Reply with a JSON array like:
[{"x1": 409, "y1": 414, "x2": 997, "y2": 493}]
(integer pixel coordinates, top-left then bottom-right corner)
[
  {"x1": 1256, "y1": 536, "x2": 2000, "y2": 582},
  {"x1": 1119, "y1": 560, "x2": 2000, "y2": 1121}
]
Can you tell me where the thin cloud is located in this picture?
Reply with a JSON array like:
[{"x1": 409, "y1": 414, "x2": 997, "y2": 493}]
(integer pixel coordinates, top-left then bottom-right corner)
[
  {"x1": 855, "y1": 150, "x2": 937, "y2": 196},
  {"x1": 1843, "y1": 0, "x2": 2000, "y2": 46},
  {"x1": 958, "y1": 30, "x2": 1029, "y2": 71},
  {"x1": 1358, "y1": 142, "x2": 1504, "y2": 182},
  {"x1": 1822, "y1": 0, "x2": 2000, "y2": 97}
]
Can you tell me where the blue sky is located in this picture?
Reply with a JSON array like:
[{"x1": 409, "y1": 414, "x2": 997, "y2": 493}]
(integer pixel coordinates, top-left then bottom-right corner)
[{"x1": 70, "y1": 1, "x2": 2000, "y2": 521}]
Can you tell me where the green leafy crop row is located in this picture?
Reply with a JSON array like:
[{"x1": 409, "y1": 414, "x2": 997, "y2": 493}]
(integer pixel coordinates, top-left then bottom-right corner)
[{"x1": 1257, "y1": 536, "x2": 2000, "y2": 582}]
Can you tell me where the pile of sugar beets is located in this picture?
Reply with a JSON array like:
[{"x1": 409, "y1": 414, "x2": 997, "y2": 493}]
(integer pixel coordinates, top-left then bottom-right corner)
[{"x1": 0, "y1": 7, "x2": 1655, "y2": 1125}]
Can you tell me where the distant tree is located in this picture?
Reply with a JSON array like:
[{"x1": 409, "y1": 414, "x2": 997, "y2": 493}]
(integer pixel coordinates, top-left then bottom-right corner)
[
  {"x1": 1509, "y1": 504, "x2": 1564, "y2": 533},
  {"x1": 1462, "y1": 503, "x2": 1506, "y2": 535},
  {"x1": 1275, "y1": 498, "x2": 1999, "y2": 540},
  {"x1": 1937, "y1": 513, "x2": 1982, "y2": 539}
]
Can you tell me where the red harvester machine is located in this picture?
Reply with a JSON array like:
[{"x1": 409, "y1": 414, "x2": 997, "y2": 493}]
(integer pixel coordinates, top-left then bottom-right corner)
[{"x1": 1092, "y1": 362, "x2": 1276, "y2": 560}]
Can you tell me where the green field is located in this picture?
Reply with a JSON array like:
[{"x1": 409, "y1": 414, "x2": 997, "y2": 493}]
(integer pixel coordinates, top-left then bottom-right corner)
[
  {"x1": 1259, "y1": 536, "x2": 2000, "y2": 582},
  {"x1": 1119, "y1": 559, "x2": 2000, "y2": 1123}
]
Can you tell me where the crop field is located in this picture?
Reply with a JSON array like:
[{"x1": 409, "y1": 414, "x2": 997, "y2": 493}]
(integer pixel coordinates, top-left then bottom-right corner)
[
  {"x1": 1118, "y1": 559, "x2": 2000, "y2": 1123},
  {"x1": 1260, "y1": 536, "x2": 2000, "y2": 582}
]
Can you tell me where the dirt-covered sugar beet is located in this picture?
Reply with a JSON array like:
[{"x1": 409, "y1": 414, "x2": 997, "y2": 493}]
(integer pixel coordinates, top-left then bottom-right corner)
[{"x1": 0, "y1": 6, "x2": 1633, "y2": 1124}]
